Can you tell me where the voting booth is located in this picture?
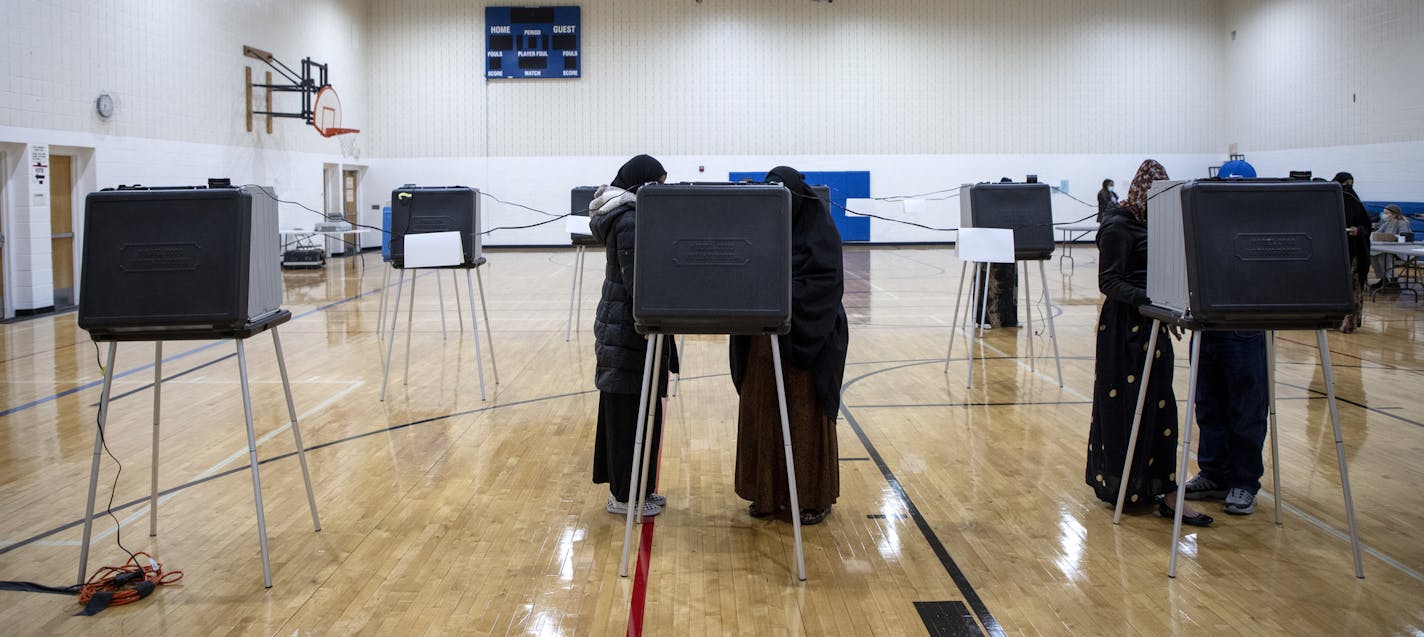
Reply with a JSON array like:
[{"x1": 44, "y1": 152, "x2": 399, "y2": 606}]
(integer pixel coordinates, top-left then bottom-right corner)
[
  {"x1": 565, "y1": 185, "x2": 600, "y2": 340},
  {"x1": 80, "y1": 185, "x2": 283, "y2": 339},
  {"x1": 959, "y1": 182, "x2": 1055, "y2": 260},
  {"x1": 632, "y1": 183, "x2": 792, "y2": 334},
  {"x1": 945, "y1": 182, "x2": 1063, "y2": 387},
  {"x1": 379, "y1": 185, "x2": 497, "y2": 402},
  {"x1": 388, "y1": 185, "x2": 482, "y2": 267},
  {"x1": 1146, "y1": 179, "x2": 1354, "y2": 329},
  {"x1": 75, "y1": 184, "x2": 319, "y2": 589},
  {"x1": 1119, "y1": 178, "x2": 1364, "y2": 579},
  {"x1": 616, "y1": 182, "x2": 807, "y2": 581}
]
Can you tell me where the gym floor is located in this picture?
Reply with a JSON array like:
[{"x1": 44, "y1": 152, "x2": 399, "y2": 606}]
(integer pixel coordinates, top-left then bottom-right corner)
[{"x1": 0, "y1": 245, "x2": 1420, "y2": 635}]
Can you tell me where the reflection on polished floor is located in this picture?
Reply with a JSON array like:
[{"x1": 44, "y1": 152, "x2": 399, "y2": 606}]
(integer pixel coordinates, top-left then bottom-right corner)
[{"x1": 1, "y1": 246, "x2": 1421, "y2": 635}]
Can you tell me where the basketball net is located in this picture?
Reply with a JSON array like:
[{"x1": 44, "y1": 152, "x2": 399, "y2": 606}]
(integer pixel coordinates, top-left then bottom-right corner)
[{"x1": 338, "y1": 131, "x2": 360, "y2": 161}]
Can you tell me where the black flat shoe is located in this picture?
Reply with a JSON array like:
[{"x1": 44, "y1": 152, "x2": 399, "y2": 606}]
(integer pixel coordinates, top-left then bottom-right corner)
[
  {"x1": 1157, "y1": 500, "x2": 1213, "y2": 527},
  {"x1": 748, "y1": 504, "x2": 773, "y2": 519}
]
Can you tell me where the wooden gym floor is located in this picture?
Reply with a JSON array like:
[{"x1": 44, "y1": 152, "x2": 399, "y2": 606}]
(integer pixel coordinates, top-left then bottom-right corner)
[{"x1": 0, "y1": 245, "x2": 1421, "y2": 636}]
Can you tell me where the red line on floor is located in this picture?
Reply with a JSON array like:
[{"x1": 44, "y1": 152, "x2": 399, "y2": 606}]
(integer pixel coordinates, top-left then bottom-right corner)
[
  {"x1": 626, "y1": 397, "x2": 668, "y2": 637},
  {"x1": 626, "y1": 519, "x2": 655, "y2": 637}
]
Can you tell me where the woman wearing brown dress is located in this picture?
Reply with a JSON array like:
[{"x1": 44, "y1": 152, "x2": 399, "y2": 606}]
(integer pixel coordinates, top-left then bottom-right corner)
[
  {"x1": 1084, "y1": 159, "x2": 1211, "y2": 526},
  {"x1": 730, "y1": 166, "x2": 850, "y2": 525}
]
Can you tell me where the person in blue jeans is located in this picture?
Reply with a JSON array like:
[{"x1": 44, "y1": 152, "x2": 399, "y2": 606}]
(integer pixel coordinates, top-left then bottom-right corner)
[{"x1": 1184, "y1": 331, "x2": 1269, "y2": 515}]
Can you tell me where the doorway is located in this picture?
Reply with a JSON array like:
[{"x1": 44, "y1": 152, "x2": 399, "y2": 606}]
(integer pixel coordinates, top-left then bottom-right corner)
[
  {"x1": 50, "y1": 154, "x2": 74, "y2": 308},
  {"x1": 343, "y1": 169, "x2": 359, "y2": 227}
]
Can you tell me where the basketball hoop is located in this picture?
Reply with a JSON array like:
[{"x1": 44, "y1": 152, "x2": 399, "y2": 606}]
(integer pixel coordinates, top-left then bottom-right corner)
[{"x1": 312, "y1": 86, "x2": 360, "y2": 138}]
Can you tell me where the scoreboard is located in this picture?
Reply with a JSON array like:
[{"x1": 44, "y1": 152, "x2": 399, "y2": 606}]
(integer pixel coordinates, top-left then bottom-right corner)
[{"x1": 485, "y1": 6, "x2": 581, "y2": 79}]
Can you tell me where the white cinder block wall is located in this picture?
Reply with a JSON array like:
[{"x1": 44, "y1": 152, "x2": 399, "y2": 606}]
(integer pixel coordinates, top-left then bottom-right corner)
[
  {"x1": 0, "y1": 0, "x2": 367, "y2": 313},
  {"x1": 362, "y1": 0, "x2": 1230, "y2": 244},
  {"x1": 3, "y1": 0, "x2": 1422, "y2": 315},
  {"x1": 1222, "y1": 0, "x2": 1424, "y2": 200}
]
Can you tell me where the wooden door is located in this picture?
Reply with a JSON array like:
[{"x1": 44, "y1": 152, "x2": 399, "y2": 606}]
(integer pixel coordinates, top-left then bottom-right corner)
[
  {"x1": 343, "y1": 170, "x2": 358, "y2": 224},
  {"x1": 49, "y1": 154, "x2": 74, "y2": 307}
]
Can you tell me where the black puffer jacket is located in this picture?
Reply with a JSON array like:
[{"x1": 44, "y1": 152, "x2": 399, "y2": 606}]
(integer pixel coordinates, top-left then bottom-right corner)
[{"x1": 588, "y1": 186, "x2": 677, "y2": 395}]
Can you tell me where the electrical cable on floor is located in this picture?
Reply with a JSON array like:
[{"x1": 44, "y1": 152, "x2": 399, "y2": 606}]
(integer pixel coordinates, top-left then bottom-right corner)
[
  {"x1": 74, "y1": 552, "x2": 183, "y2": 616},
  {"x1": 0, "y1": 351, "x2": 183, "y2": 616}
]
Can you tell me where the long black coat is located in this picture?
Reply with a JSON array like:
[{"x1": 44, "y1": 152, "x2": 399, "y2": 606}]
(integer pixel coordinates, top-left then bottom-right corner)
[
  {"x1": 589, "y1": 199, "x2": 676, "y2": 395},
  {"x1": 729, "y1": 169, "x2": 850, "y2": 418},
  {"x1": 1342, "y1": 191, "x2": 1372, "y2": 286}
]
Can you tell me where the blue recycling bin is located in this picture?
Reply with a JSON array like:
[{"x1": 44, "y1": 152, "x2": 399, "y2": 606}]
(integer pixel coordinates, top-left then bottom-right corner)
[{"x1": 381, "y1": 205, "x2": 391, "y2": 262}]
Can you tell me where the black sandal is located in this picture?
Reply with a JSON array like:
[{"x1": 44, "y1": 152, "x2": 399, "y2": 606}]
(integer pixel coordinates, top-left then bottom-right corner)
[
  {"x1": 799, "y1": 506, "x2": 831, "y2": 525},
  {"x1": 748, "y1": 504, "x2": 773, "y2": 519}
]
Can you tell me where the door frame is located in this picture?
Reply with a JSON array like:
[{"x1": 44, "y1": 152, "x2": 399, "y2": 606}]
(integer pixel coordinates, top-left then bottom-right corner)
[
  {"x1": 321, "y1": 162, "x2": 343, "y2": 255},
  {"x1": 341, "y1": 163, "x2": 369, "y2": 248},
  {"x1": 0, "y1": 143, "x2": 25, "y2": 320},
  {"x1": 0, "y1": 147, "x2": 9, "y2": 319},
  {"x1": 50, "y1": 145, "x2": 95, "y2": 307}
]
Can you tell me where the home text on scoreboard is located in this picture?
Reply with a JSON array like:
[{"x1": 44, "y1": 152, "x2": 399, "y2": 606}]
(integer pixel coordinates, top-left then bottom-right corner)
[{"x1": 486, "y1": 6, "x2": 581, "y2": 79}]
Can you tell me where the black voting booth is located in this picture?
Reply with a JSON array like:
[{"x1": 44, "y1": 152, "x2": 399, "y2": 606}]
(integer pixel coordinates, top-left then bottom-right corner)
[
  {"x1": 616, "y1": 182, "x2": 808, "y2": 581},
  {"x1": 959, "y1": 182, "x2": 1055, "y2": 259},
  {"x1": 1117, "y1": 178, "x2": 1364, "y2": 578},
  {"x1": 80, "y1": 186, "x2": 285, "y2": 339},
  {"x1": 75, "y1": 185, "x2": 320, "y2": 589},
  {"x1": 379, "y1": 185, "x2": 497, "y2": 402},
  {"x1": 569, "y1": 185, "x2": 599, "y2": 246},
  {"x1": 946, "y1": 181, "x2": 1064, "y2": 387},
  {"x1": 632, "y1": 184, "x2": 792, "y2": 334},
  {"x1": 564, "y1": 186, "x2": 600, "y2": 341},
  {"x1": 388, "y1": 185, "x2": 482, "y2": 268}
]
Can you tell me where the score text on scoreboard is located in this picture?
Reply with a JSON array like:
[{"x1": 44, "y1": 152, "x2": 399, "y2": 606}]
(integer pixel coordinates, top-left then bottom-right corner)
[{"x1": 486, "y1": 6, "x2": 581, "y2": 79}]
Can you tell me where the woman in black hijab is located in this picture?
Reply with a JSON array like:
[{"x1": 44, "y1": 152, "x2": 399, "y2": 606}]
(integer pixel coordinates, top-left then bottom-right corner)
[
  {"x1": 1333, "y1": 172, "x2": 1371, "y2": 333},
  {"x1": 589, "y1": 154, "x2": 675, "y2": 517},
  {"x1": 729, "y1": 166, "x2": 850, "y2": 525}
]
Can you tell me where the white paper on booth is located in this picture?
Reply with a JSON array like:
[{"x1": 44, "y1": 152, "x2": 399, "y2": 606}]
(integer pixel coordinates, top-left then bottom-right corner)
[
  {"x1": 566, "y1": 215, "x2": 592, "y2": 236},
  {"x1": 956, "y1": 227, "x2": 1016, "y2": 263},
  {"x1": 902, "y1": 199, "x2": 927, "y2": 215},
  {"x1": 402, "y1": 231, "x2": 465, "y2": 268}
]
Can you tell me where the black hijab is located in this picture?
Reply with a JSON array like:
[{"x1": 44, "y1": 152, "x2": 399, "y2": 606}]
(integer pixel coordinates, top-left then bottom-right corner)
[
  {"x1": 1332, "y1": 172, "x2": 1357, "y2": 198},
  {"x1": 730, "y1": 166, "x2": 850, "y2": 418},
  {"x1": 611, "y1": 154, "x2": 666, "y2": 193}
]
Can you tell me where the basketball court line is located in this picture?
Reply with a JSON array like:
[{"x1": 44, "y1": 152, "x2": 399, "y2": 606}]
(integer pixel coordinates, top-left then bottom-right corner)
[
  {"x1": 52, "y1": 383, "x2": 363, "y2": 549},
  {"x1": 5, "y1": 263, "x2": 1421, "y2": 629}
]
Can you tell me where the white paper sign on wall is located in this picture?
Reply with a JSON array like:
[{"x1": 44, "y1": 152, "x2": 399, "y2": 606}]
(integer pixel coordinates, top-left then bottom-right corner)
[
  {"x1": 957, "y1": 227, "x2": 1016, "y2": 263},
  {"x1": 402, "y1": 231, "x2": 465, "y2": 268},
  {"x1": 29, "y1": 145, "x2": 48, "y2": 188}
]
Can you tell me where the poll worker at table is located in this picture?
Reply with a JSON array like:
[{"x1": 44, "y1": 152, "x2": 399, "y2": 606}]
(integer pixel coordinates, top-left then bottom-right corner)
[
  {"x1": 730, "y1": 166, "x2": 849, "y2": 526},
  {"x1": 1371, "y1": 204, "x2": 1412, "y2": 289},
  {"x1": 1333, "y1": 172, "x2": 1372, "y2": 333},
  {"x1": 1084, "y1": 159, "x2": 1212, "y2": 526},
  {"x1": 589, "y1": 154, "x2": 677, "y2": 518}
]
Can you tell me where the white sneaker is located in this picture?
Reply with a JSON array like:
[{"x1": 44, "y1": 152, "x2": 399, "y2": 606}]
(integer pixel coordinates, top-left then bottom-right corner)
[
  {"x1": 1223, "y1": 488, "x2": 1256, "y2": 515},
  {"x1": 607, "y1": 495, "x2": 662, "y2": 517}
]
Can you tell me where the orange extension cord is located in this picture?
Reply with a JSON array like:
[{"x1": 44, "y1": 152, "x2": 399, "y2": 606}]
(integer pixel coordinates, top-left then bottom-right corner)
[{"x1": 77, "y1": 552, "x2": 183, "y2": 612}]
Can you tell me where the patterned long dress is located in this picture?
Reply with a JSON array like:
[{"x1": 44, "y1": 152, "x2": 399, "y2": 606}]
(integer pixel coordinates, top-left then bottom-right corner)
[{"x1": 1085, "y1": 211, "x2": 1180, "y2": 505}]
